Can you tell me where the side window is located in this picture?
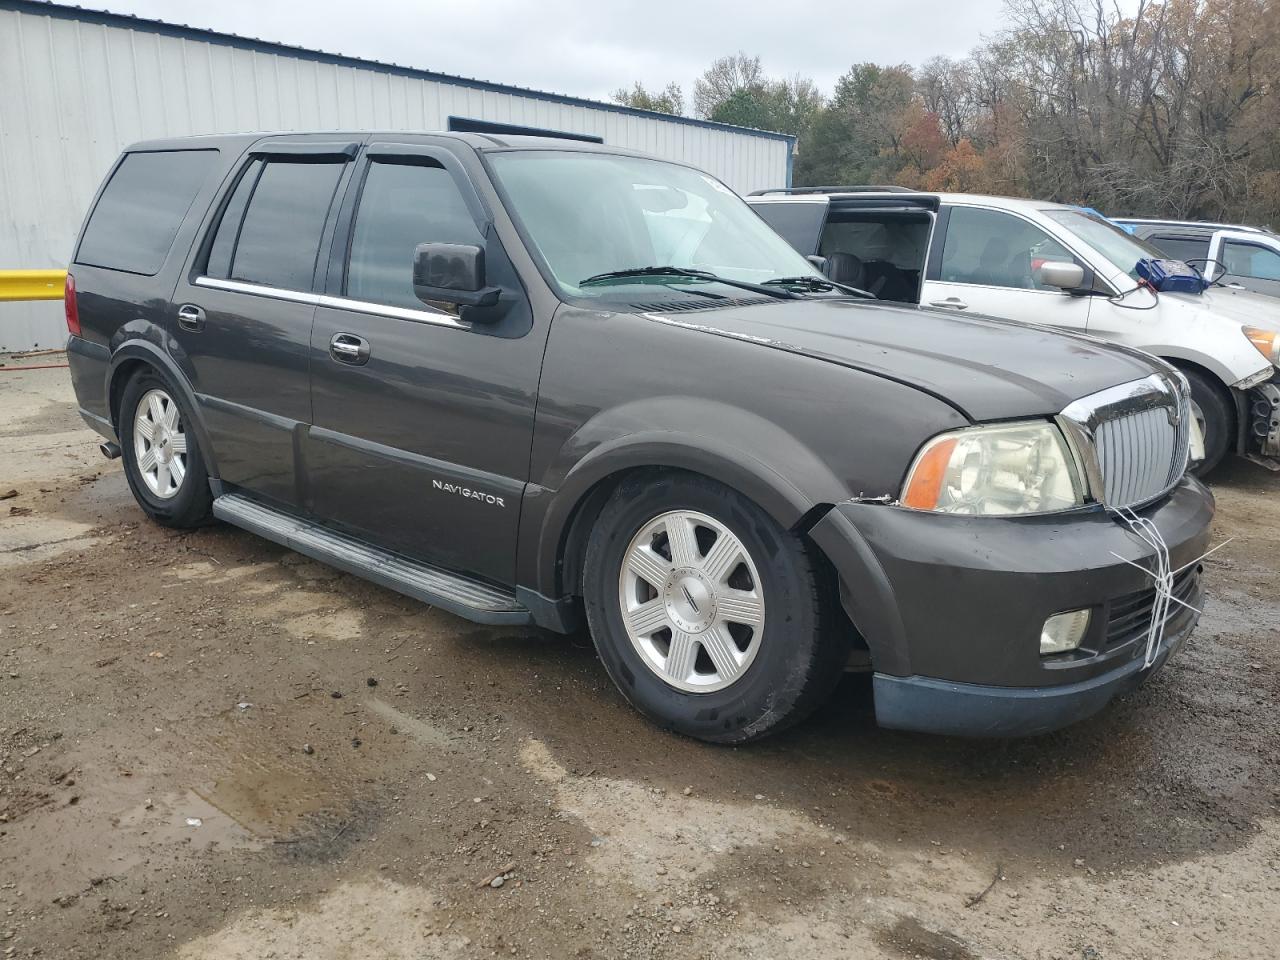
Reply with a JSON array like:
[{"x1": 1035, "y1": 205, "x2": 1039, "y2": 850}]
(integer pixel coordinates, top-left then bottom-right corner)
[
  {"x1": 206, "y1": 158, "x2": 345, "y2": 290},
  {"x1": 206, "y1": 159, "x2": 262, "y2": 279},
  {"x1": 1149, "y1": 235, "x2": 1210, "y2": 265},
  {"x1": 77, "y1": 150, "x2": 218, "y2": 275},
  {"x1": 749, "y1": 200, "x2": 827, "y2": 256},
  {"x1": 1222, "y1": 241, "x2": 1280, "y2": 281},
  {"x1": 940, "y1": 207, "x2": 1077, "y2": 290},
  {"x1": 345, "y1": 159, "x2": 483, "y2": 310}
]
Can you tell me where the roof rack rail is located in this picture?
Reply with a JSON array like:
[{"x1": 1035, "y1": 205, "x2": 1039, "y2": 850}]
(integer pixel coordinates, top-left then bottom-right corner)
[
  {"x1": 446, "y1": 116, "x2": 603, "y2": 144},
  {"x1": 747, "y1": 185, "x2": 916, "y2": 196}
]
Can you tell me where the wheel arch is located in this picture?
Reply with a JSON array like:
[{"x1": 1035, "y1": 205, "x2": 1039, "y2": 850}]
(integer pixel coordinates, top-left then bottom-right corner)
[
  {"x1": 1149, "y1": 346, "x2": 1242, "y2": 390},
  {"x1": 519, "y1": 412, "x2": 851, "y2": 628},
  {"x1": 105, "y1": 337, "x2": 220, "y2": 479},
  {"x1": 1161, "y1": 354, "x2": 1242, "y2": 454}
]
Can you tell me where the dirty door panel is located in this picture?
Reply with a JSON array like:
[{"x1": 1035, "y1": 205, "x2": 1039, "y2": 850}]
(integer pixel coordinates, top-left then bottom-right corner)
[{"x1": 306, "y1": 144, "x2": 545, "y2": 584}]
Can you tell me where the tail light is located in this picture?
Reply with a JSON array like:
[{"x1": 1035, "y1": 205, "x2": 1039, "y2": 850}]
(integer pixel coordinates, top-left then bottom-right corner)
[{"x1": 65, "y1": 272, "x2": 81, "y2": 336}]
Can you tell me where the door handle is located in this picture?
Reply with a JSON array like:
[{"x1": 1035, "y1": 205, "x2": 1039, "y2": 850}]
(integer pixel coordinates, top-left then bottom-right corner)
[
  {"x1": 176, "y1": 304, "x2": 205, "y2": 331},
  {"x1": 329, "y1": 333, "x2": 370, "y2": 365},
  {"x1": 929, "y1": 298, "x2": 969, "y2": 310}
]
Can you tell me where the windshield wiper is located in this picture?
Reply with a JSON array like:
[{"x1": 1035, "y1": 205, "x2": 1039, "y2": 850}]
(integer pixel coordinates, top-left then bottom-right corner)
[
  {"x1": 763, "y1": 275, "x2": 876, "y2": 299},
  {"x1": 579, "y1": 266, "x2": 798, "y2": 300}
]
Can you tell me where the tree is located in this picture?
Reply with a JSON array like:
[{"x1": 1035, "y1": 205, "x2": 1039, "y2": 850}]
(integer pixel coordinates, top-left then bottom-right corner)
[
  {"x1": 612, "y1": 82, "x2": 685, "y2": 116},
  {"x1": 795, "y1": 63, "x2": 916, "y2": 186},
  {"x1": 616, "y1": 4, "x2": 1280, "y2": 227},
  {"x1": 693, "y1": 53, "x2": 765, "y2": 118},
  {"x1": 708, "y1": 75, "x2": 824, "y2": 135}
]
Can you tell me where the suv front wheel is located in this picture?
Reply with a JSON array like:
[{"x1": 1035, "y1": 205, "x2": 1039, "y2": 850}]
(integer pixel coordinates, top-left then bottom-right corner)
[{"x1": 583, "y1": 472, "x2": 848, "y2": 744}]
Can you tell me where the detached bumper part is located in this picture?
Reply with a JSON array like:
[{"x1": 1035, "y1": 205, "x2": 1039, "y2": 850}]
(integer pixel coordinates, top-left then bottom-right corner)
[{"x1": 810, "y1": 477, "x2": 1214, "y2": 737}]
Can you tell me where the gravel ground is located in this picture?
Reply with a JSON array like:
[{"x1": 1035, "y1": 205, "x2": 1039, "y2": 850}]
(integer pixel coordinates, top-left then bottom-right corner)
[{"x1": 1, "y1": 357, "x2": 1277, "y2": 960}]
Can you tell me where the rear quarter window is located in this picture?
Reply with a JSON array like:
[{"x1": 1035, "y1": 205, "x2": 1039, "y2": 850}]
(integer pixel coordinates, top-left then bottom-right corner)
[{"x1": 76, "y1": 150, "x2": 218, "y2": 275}]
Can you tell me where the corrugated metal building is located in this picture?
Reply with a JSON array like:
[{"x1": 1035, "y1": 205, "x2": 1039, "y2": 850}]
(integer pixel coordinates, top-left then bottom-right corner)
[{"x1": 0, "y1": 0, "x2": 794, "y2": 351}]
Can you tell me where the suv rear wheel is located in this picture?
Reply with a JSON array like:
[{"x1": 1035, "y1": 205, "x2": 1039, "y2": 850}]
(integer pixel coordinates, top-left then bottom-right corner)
[
  {"x1": 119, "y1": 368, "x2": 213, "y2": 528},
  {"x1": 582, "y1": 472, "x2": 847, "y2": 744}
]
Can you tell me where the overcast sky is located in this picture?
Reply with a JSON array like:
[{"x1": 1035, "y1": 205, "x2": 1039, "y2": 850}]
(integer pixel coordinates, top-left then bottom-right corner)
[{"x1": 95, "y1": 0, "x2": 1014, "y2": 107}]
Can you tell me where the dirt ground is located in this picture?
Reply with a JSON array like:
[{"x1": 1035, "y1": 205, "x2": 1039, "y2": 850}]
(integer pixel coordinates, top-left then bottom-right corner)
[{"x1": 0, "y1": 355, "x2": 1277, "y2": 960}]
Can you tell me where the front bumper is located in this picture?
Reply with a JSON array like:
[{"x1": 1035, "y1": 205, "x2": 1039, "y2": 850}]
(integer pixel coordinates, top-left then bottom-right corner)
[
  {"x1": 810, "y1": 477, "x2": 1214, "y2": 736},
  {"x1": 1245, "y1": 374, "x2": 1280, "y2": 461}
]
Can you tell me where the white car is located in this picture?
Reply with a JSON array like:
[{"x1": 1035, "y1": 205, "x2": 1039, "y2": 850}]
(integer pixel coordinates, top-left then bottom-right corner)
[
  {"x1": 748, "y1": 188, "x2": 1280, "y2": 472},
  {"x1": 1114, "y1": 218, "x2": 1280, "y2": 300}
]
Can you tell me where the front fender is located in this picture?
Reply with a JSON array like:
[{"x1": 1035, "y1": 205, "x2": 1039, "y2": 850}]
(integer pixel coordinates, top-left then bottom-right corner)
[{"x1": 519, "y1": 397, "x2": 853, "y2": 604}]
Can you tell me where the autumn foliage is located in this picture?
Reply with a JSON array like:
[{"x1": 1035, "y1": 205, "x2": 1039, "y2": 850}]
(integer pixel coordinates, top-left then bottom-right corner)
[{"x1": 616, "y1": 0, "x2": 1280, "y2": 225}]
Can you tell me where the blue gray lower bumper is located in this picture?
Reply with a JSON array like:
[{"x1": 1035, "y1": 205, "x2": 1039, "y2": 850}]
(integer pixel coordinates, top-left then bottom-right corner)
[{"x1": 872, "y1": 607, "x2": 1195, "y2": 738}]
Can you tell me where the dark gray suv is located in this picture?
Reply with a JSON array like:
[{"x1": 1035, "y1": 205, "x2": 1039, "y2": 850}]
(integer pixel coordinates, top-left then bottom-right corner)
[{"x1": 65, "y1": 131, "x2": 1213, "y2": 742}]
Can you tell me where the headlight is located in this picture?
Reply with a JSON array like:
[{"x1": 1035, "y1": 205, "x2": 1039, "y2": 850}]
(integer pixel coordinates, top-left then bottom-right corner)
[
  {"x1": 1244, "y1": 326, "x2": 1280, "y2": 367},
  {"x1": 901, "y1": 421, "x2": 1084, "y2": 515}
]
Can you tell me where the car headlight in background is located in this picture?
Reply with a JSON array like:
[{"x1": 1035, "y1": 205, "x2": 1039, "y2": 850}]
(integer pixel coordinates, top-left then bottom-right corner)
[
  {"x1": 1244, "y1": 326, "x2": 1280, "y2": 368},
  {"x1": 901, "y1": 421, "x2": 1084, "y2": 515}
]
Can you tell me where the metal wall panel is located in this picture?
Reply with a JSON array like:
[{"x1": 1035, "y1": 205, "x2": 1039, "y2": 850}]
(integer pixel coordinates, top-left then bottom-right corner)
[{"x1": 0, "y1": 4, "x2": 790, "y2": 350}]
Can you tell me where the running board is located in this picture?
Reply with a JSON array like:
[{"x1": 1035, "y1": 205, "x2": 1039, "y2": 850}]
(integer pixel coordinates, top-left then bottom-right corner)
[{"x1": 212, "y1": 493, "x2": 531, "y2": 625}]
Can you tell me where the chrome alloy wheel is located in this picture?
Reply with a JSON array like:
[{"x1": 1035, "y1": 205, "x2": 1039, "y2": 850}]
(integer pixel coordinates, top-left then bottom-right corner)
[
  {"x1": 618, "y1": 510, "x2": 765, "y2": 693},
  {"x1": 133, "y1": 388, "x2": 188, "y2": 500}
]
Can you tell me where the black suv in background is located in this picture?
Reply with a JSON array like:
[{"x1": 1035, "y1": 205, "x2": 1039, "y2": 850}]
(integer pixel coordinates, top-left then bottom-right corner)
[{"x1": 65, "y1": 132, "x2": 1212, "y2": 742}]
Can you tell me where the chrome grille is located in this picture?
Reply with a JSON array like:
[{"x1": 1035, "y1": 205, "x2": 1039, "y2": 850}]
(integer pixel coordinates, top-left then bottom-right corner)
[{"x1": 1059, "y1": 373, "x2": 1191, "y2": 509}]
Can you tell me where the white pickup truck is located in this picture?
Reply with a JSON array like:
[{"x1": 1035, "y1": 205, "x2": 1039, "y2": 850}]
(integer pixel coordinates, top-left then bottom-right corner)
[
  {"x1": 749, "y1": 188, "x2": 1280, "y2": 473},
  {"x1": 1114, "y1": 218, "x2": 1280, "y2": 301}
]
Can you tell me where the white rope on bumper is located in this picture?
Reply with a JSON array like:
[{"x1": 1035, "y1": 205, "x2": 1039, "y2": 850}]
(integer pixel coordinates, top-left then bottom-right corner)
[{"x1": 1108, "y1": 506, "x2": 1230, "y2": 669}]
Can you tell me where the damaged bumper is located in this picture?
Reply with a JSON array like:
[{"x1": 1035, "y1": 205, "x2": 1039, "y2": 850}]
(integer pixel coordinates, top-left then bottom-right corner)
[
  {"x1": 1245, "y1": 373, "x2": 1280, "y2": 464},
  {"x1": 809, "y1": 477, "x2": 1214, "y2": 737}
]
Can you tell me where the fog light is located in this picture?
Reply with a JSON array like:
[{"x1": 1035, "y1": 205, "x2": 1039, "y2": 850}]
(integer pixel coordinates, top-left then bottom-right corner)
[{"x1": 1041, "y1": 609, "x2": 1091, "y2": 655}]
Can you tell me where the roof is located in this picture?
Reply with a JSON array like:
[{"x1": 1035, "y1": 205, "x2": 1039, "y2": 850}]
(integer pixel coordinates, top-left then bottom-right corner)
[
  {"x1": 125, "y1": 130, "x2": 663, "y2": 159},
  {"x1": 750, "y1": 188, "x2": 1074, "y2": 213},
  {"x1": 3, "y1": 0, "x2": 795, "y2": 145},
  {"x1": 1114, "y1": 217, "x2": 1277, "y2": 236}
]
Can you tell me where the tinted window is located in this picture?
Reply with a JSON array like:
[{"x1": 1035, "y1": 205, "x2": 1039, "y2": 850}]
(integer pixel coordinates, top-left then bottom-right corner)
[
  {"x1": 77, "y1": 150, "x2": 217, "y2": 275},
  {"x1": 220, "y1": 159, "x2": 345, "y2": 290},
  {"x1": 1223, "y1": 241, "x2": 1280, "y2": 281},
  {"x1": 1149, "y1": 235, "x2": 1210, "y2": 264},
  {"x1": 346, "y1": 160, "x2": 482, "y2": 309},
  {"x1": 940, "y1": 207, "x2": 1076, "y2": 290},
  {"x1": 206, "y1": 159, "x2": 262, "y2": 279},
  {"x1": 750, "y1": 201, "x2": 827, "y2": 256}
]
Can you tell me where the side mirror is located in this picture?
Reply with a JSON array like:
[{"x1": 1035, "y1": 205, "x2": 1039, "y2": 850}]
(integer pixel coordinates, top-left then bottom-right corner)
[
  {"x1": 806, "y1": 254, "x2": 828, "y2": 272},
  {"x1": 413, "y1": 243, "x2": 501, "y2": 308},
  {"x1": 1039, "y1": 260, "x2": 1086, "y2": 291}
]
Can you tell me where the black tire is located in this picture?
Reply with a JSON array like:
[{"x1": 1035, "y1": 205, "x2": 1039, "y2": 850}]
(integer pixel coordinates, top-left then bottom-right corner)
[
  {"x1": 1180, "y1": 367, "x2": 1232, "y2": 476},
  {"x1": 118, "y1": 367, "x2": 214, "y2": 528},
  {"x1": 582, "y1": 472, "x2": 848, "y2": 744}
]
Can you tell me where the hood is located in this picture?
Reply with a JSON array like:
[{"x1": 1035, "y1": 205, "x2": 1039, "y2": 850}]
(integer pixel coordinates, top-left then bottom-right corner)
[
  {"x1": 1192, "y1": 286, "x2": 1280, "y2": 331},
  {"x1": 645, "y1": 298, "x2": 1163, "y2": 422}
]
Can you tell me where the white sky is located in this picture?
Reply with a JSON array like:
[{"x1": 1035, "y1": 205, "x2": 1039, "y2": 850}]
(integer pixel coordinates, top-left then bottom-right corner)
[{"x1": 93, "y1": 0, "x2": 1016, "y2": 108}]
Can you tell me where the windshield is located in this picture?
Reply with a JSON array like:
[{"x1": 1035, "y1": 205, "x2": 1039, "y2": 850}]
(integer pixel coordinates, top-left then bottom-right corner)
[
  {"x1": 487, "y1": 151, "x2": 823, "y2": 301},
  {"x1": 1045, "y1": 209, "x2": 1171, "y2": 282}
]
